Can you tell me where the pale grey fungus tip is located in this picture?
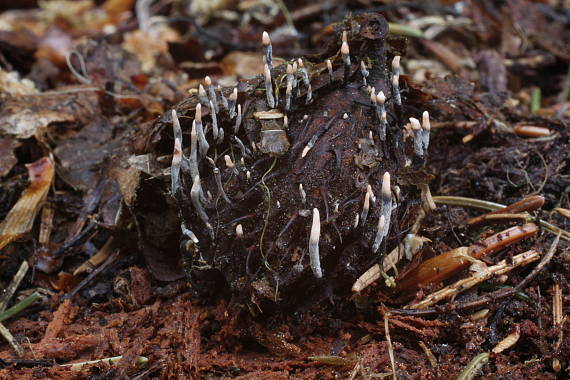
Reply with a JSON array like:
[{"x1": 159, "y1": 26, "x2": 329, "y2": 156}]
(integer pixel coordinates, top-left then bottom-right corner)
[
  {"x1": 198, "y1": 84, "x2": 209, "y2": 106},
  {"x1": 327, "y1": 59, "x2": 333, "y2": 83},
  {"x1": 410, "y1": 117, "x2": 423, "y2": 159},
  {"x1": 204, "y1": 76, "x2": 218, "y2": 113},
  {"x1": 262, "y1": 31, "x2": 272, "y2": 70}
]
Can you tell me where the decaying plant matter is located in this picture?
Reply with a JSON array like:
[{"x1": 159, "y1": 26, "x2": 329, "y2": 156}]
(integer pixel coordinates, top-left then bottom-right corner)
[
  {"x1": 0, "y1": 1, "x2": 569, "y2": 378},
  {"x1": 164, "y1": 13, "x2": 434, "y2": 310}
]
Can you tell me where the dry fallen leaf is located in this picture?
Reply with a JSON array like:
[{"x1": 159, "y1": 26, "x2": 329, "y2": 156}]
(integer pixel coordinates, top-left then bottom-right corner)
[
  {"x1": 122, "y1": 24, "x2": 180, "y2": 72},
  {"x1": 0, "y1": 156, "x2": 54, "y2": 250},
  {"x1": 0, "y1": 70, "x2": 38, "y2": 97}
]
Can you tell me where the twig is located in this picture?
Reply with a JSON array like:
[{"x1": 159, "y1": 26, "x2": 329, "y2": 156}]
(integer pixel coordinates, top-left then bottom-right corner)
[
  {"x1": 467, "y1": 195, "x2": 544, "y2": 226},
  {"x1": 65, "y1": 50, "x2": 91, "y2": 85},
  {"x1": 307, "y1": 356, "x2": 353, "y2": 366},
  {"x1": 456, "y1": 352, "x2": 489, "y2": 380},
  {"x1": 418, "y1": 341, "x2": 437, "y2": 368},
  {"x1": 552, "y1": 283, "x2": 564, "y2": 372},
  {"x1": 60, "y1": 355, "x2": 148, "y2": 370},
  {"x1": 433, "y1": 195, "x2": 570, "y2": 241},
  {"x1": 39, "y1": 205, "x2": 54, "y2": 246},
  {"x1": 347, "y1": 357, "x2": 363, "y2": 380},
  {"x1": 388, "y1": 23, "x2": 424, "y2": 38},
  {"x1": 0, "y1": 292, "x2": 41, "y2": 323},
  {"x1": 66, "y1": 250, "x2": 120, "y2": 299},
  {"x1": 555, "y1": 208, "x2": 570, "y2": 219},
  {"x1": 432, "y1": 195, "x2": 504, "y2": 210},
  {"x1": 384, "y1": 312, "x2": 397, "y2": 380},
  {"x1": 408, "y1": 250, "x2": 539, "y2": 309},
  {"x1": 514, "y1": 232, "x2": 560, "y2": 292},
  {"x1": 0, "y1": 260, "x2": 29, "y2": 313},
  {"x1": 0, "y1": 322, "x2": 23, "y2": 356},
  {"x1": 73, "y1": 237, "x2": 114, "y2": 275}
]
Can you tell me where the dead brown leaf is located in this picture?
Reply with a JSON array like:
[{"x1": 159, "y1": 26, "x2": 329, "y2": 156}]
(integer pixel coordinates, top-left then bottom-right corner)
[{"x1": 0, "y1": 156, "x2": 53, "y2": 250}]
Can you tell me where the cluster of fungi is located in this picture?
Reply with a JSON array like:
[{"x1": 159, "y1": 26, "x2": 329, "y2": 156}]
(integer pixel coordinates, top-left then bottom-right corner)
[{"x1": 166, "y1": 14, "x2": 433, "y2": 311}]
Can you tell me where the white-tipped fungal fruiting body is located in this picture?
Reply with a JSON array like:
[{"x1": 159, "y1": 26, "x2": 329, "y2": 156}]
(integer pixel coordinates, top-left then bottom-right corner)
[
  {"x1": 299, "y1": 183, "x2": 306, "y2": 203},
  {"x1": 381, "y1": 172, "x2": 392, "y2": 238},
  {"x1": 198, "y1": 84, "x2": 209, "y2": 106},
  {"x1": 309, "y1": 208, "x2": 323, "y2": 278},
  {"x1": 391, "y1": 56, "x2": 401, "y2": 106},
  {"x1": 410, "y1": 117, "x2": 423, "y2": 160},
  {"x1": 341, "y1": 41, "x2": 351, "y2": 82},
  {"x1": 422, "y1": 110, "x2": 431, "y2": 152},
  {"x1": 194, "y1": 105, "x2": 209, "y2": 159},
  {"x1": 171, "y1": 109, "x2": 182, "y2": 195},
  {"x1": 204, "y1": 76, "x2": 218, "y2": 113},
  {"x1": 262, "y1": 31, "x2": 272, "y2": 70}
]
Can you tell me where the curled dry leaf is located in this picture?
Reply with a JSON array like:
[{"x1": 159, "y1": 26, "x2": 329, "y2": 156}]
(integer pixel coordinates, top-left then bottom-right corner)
[
  {"x1": 0, "y1": 156, "x2": 54, "y2": 250},
  {"x1": 122, "y1": 26, "x2": 180, "y2": 72}
]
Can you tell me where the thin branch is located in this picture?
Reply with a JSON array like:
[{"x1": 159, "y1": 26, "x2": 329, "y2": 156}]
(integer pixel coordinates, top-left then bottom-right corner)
[
  {"x1": 0, "y1": 261, "x2": 29, "y2": 313},
  {"x1": 0, "y1": 322, "x2": 23, "y2": 356},
  {"x1": 433, "y1": 195, "x2": 570, "y2": 241},
  {"x1": 0, "y1": 292, "x2": 41, "y2": 323}
]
